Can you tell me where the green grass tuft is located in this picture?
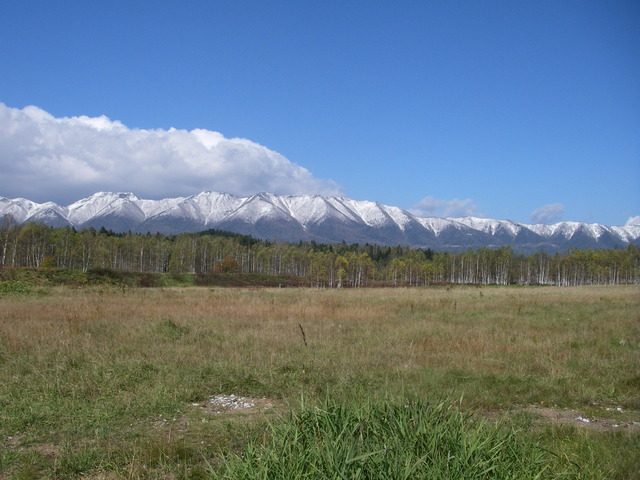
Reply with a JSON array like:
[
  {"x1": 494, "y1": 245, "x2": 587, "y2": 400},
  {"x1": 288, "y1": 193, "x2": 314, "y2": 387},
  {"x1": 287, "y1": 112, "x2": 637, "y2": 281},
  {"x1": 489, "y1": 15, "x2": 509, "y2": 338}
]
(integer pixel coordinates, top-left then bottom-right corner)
[{"x1": 218, "y1": 399, "x2": 557, "y2": 479}]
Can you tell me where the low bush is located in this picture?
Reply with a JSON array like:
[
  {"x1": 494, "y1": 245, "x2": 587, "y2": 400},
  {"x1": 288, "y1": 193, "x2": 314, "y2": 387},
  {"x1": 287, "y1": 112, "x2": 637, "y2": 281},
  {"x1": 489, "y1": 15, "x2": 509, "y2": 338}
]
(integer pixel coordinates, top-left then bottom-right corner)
[
  {"x1": 0, "y1": 280, "x2": 32, "y2": 296},
  {"x1": 194, "y1": 272, "x2": 305, "y2": 287}
]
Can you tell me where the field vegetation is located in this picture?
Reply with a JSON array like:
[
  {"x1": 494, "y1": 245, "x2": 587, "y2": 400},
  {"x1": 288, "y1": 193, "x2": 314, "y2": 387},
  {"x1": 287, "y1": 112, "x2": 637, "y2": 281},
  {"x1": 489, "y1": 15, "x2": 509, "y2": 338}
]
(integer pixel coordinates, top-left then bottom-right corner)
[{"x1": 0, "y1": 282, "x2": 638, "y2": 478}]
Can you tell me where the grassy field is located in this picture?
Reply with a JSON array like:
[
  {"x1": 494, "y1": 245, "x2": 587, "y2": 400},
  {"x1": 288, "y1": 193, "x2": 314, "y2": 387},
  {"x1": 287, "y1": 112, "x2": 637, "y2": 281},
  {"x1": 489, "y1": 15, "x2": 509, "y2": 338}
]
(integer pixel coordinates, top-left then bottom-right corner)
[{"x1": 0, "y1": 284, "x2": 638, "y2": 478}]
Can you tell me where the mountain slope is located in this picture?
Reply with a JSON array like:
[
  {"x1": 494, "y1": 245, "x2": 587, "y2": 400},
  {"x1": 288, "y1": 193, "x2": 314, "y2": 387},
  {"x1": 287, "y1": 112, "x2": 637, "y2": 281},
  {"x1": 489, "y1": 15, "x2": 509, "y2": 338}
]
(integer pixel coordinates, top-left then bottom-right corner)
[{"x1": 1, "y1": 192, "x2": 638, "y2": 253}]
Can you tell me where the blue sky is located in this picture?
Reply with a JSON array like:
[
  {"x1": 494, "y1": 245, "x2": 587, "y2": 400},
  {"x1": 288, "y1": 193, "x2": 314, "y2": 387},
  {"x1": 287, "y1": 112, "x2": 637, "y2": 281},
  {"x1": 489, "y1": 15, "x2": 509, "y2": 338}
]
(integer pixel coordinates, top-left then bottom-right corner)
[{"x1": 0, "y1": 0, "x2": 638, "y2": 226}]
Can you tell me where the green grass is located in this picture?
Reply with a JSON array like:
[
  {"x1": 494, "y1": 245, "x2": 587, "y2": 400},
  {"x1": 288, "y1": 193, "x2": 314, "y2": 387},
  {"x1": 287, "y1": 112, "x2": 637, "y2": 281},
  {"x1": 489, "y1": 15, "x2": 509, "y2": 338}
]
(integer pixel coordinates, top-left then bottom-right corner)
[
  {"x1": 218, "y1": 399, "x2": 556, "y2": 479},
  {"x1": 0, "y1": 284, "x2": 638, "y2": 478}
]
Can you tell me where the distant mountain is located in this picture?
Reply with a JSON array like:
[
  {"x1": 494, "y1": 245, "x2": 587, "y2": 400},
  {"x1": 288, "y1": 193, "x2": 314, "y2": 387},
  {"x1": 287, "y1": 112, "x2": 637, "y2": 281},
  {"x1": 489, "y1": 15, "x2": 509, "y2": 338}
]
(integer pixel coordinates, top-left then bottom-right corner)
[{"x1": 1, "y1": 191, "x2": 638, "y2": 253}]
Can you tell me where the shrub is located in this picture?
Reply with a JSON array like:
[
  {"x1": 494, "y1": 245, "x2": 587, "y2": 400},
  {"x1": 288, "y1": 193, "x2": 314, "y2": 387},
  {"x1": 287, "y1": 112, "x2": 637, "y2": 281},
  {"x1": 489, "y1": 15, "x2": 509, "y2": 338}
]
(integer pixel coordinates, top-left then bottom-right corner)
[
  {"x1": 137, "y1": 273, "x2": 157, "y2": 287},
  {"x1": 0, "y1": 281, "x2": 33, "y2": 296},
  {"x1": 213, "y1": 256, "x2": 242, "y2": 273}
]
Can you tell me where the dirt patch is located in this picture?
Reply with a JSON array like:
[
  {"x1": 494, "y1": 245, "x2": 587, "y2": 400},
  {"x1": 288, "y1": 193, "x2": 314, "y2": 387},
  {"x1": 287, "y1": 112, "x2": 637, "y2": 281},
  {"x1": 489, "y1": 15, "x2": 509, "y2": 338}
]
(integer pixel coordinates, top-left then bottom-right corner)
[
  {"x1": 3, "y1": 434, "x2": 60, "y2": 458},
  {"x1": 32, "y1": 442, "x2": 61, "y2": 458},
  {"x1": 519, "y1": 406, "x2": 640, "y2": 432}
]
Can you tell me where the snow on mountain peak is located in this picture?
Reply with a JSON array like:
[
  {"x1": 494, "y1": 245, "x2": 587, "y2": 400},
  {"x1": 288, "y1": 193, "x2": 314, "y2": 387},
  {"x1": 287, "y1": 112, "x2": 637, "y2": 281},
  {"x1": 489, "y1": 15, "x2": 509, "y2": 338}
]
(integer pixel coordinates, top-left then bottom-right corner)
[
  {"x1": 332, "y1": 198, "x2": 411, "y2": 230},
  {"x1": 1, "y1": 191, "x2": 638, "y2": 252},
  {"x1": 67, "y1": 191, "x2": 142, "y2": 224},
  {"x1": 450, "y1": 216, "x2": 522, "y2": 237},
  {"x1": 416, "y1": 217, "x2": 458, "y2": 236}
]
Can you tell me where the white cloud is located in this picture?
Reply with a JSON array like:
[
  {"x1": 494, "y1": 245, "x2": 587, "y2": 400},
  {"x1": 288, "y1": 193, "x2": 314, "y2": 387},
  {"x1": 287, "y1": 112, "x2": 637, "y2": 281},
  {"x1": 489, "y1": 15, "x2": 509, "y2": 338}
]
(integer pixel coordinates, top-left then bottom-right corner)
[
  {"x1": 625, "y1": 215, "x2": 640, "y2": 226},
  {"x1": 409, "y1": 196, "x2": 479, "y2": 218},
  {"x1": 529, "y1": 203, "x2": 565, "y2": 224},
  {"x1": 0, "y1": 103, "x2": 343, "y2": 204}
]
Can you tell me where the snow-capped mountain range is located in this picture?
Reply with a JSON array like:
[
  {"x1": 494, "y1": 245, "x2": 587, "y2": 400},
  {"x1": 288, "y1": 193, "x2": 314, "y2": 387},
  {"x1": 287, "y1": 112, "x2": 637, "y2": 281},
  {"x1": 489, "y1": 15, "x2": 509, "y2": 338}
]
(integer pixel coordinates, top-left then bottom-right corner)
[{"x1": 2, "y1": 191, "x2": 639, "y2": 253}]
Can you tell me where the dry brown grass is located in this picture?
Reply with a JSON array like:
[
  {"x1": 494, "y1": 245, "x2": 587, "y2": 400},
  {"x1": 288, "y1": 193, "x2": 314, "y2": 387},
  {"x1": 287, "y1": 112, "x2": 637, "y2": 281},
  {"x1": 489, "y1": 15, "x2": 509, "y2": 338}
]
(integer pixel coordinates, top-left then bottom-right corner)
[{"x1": 2, "y1": 285, "x2": 637, "y2": 401}]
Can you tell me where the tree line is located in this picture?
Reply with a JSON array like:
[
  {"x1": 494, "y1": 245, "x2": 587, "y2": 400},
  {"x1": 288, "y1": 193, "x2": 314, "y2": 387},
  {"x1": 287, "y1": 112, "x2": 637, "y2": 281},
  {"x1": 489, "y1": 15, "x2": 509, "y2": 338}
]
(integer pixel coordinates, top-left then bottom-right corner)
[{"x1": 2, "y1": 219, "x2": 639, "y2": 286}]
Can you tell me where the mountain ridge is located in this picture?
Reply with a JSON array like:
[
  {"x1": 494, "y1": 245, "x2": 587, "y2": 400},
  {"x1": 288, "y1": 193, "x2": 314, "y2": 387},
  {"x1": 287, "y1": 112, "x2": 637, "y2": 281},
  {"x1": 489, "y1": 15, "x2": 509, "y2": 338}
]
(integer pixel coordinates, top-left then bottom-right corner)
[{"x1": 1, "y1": 191, "x2": 638, "y2": 253}]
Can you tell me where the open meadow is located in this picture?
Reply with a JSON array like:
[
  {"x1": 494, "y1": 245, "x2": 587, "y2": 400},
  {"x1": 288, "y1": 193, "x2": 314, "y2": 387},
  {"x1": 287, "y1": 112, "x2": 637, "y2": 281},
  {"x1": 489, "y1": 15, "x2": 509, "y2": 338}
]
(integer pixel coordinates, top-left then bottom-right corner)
[{"x1": 1, "y1": 284, "x2": 638, "y2": 479}]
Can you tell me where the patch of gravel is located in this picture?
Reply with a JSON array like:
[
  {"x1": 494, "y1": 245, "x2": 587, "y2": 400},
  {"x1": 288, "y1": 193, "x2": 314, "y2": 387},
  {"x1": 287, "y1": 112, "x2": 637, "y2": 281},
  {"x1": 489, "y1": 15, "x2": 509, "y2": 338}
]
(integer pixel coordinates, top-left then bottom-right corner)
[
  {"x1": 150, "y1": 395, "x2": 281, "y2": 437},
  {"x1": 205, "y1": 394, "x2": 254, "y2": 412},
  {"x1": 192, "y1": 394, "x2": 279, "y2": 415}
]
